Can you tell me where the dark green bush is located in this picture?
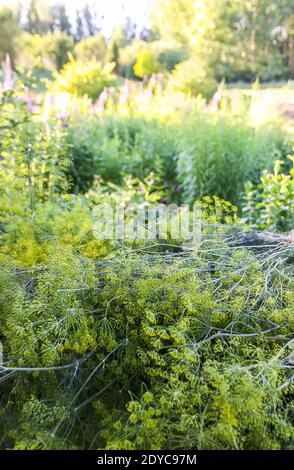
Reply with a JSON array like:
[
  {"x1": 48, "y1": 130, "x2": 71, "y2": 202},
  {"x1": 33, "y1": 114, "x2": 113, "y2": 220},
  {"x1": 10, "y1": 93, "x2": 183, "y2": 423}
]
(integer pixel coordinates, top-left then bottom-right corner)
[{"x1": 67, "y1": 115, "x2": 178, "y2": 195}]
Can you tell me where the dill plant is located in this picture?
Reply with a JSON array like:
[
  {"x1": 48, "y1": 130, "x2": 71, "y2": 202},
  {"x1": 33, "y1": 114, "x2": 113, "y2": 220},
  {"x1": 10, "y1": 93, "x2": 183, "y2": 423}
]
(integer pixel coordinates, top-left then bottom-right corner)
[
  {"x1": 0, "y1": 84, "x2": 70, "y2": 216},
  {"x1": 0, "y1": 230, "x2": 293, "y2": 449}
]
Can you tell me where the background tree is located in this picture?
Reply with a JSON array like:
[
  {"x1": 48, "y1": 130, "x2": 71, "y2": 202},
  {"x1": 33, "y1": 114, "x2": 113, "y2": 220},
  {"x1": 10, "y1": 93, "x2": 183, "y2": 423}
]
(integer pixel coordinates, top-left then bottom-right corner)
[
  {"x1": 106, "y1": 23, "x2": 134, "y2": 72},
  {"x1": 226, "y1": 0, "x2": 290, "y2": 80},
  {"x1": 150, "y1": 0, "x2": 235, "y2": 77},
  {"x1": 26, "y1": 0, "x2": 52, "y2": 35},
  {"x1": 285, "y1": 15, "x2": 294, "y2": 78},
  {"x1": 150, "y1": 0, "x2": 195, "y2": 45},
  {"x1": 150, "y1": 0, "x2": 294, "y2": 81},
  {"x1": 74, "y1": 34, "x2": 107, "y2": 62},
  {"x1": 74, "y1": 5, "x2": 101, "y2": 40},
  {"x1": 83, "y1": 4, "x2": 98, "y2": 36},
  {"x1": 17, "y1": 31, "x2": 74, "y2": 71},
  {"x1": 50, "y1": 3, "x2": 72, "y2": 35},
  {"x1": 0, "y1": 6, "x2": 21, "y2": 65},
  {"x1": 50, "y1": 31, "x2": 75, "y2": 70},
  {"x1": 75, "y1": 10, "x2": 85, "y2": 41}
]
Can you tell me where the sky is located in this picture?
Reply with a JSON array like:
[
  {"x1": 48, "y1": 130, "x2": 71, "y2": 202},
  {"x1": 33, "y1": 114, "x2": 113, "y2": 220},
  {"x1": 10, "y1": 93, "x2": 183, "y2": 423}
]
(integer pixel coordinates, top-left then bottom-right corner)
[{"x1": 0, "y1": 0, "x2": 152, "y2": 36}]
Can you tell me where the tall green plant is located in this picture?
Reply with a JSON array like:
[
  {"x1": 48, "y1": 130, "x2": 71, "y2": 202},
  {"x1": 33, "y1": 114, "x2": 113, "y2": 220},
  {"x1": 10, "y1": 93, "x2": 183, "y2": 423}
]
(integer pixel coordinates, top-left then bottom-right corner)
[
  {"x1": 0, "y1": 84, "x2": 69, "y2": 218},
  {"x1": 243, "y1": 157, "x2": 294, "y2": 231},
  {"x1": 67, "y1": 115, "x2": 178, "y2": 194},
  {"x1": 176, "y1": 114, "x2": 290, "y2": 205},
  {"x1": 52, "y1": 55, "x2": 116, "y2": 101}
]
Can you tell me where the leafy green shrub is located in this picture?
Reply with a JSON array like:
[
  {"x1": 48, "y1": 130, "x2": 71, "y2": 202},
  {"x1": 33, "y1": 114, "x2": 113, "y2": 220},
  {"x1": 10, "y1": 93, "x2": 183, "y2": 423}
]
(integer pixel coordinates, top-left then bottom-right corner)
[
  {"x1": 168, "y1": 57, "x2": 217, "y2": 101},
  {"x1": 118, "y1": 40, "x2": 145, "y2": 79},
  {"x1": 134, "y1": 47, "x2": 163, "y2": 79},
  {"x1": 67, "y1": 115, "x2": 178, "y2": 195},
  {"x1": 17, "y1": 31, "x2": 74, "y2": 71},
  {"x1": 243, "y1": 157, "x2": 294, "y2": 232},
  {"x1": 85, "y1": 173, "x2": 163, "y2": 208},
  {"x1": 176, "y1": 115, "x2": 291, "y2": 205},
  {"x1": 74, "y1": 34, "x2": 107, "y2": 63},
  {"x1": 52, "y1": 55, "x2": 116, "y2": 101},
  {"x1": 155, "y1": 43, "x2": 188, "y2": 72},
  {"x1": 118, "y1": 39, "x2": 187, "y2": 80}
]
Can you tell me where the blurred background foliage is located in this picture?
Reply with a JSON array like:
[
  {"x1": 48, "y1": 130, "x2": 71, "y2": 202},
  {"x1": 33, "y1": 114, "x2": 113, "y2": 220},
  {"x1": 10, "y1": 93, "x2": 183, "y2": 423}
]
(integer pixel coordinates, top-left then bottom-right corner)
[{"x1": 0, "y1": 0, "x2": 294, "y2": 90}]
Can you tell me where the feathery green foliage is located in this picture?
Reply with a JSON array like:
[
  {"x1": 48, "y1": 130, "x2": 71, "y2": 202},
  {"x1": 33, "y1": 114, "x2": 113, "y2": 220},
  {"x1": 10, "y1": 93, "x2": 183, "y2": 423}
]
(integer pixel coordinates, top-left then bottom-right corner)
[{"x1": 0, "y1": 229, "x2": 293, "y2": 449}]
